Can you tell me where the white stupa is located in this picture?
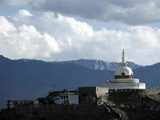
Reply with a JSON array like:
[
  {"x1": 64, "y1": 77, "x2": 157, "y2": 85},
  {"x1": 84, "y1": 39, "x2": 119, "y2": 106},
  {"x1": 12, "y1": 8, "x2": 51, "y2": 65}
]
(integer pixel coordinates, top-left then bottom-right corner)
[{"x1": 106, "y1": 49, "x2": 146, "y2": 90}]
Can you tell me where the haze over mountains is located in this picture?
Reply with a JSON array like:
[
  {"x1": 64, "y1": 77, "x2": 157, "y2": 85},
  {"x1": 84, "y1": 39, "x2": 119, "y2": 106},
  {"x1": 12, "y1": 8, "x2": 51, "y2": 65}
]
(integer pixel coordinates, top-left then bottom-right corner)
[{"x1": 0, "y1": 55, "x2": 160, "y2": 108}]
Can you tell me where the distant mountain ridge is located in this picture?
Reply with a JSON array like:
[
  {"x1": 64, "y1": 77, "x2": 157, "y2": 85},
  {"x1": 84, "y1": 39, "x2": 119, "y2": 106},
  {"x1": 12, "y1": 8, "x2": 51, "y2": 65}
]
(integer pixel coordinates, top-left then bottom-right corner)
[
  {"x1": 0, "y1": 55, "x2": 159, "y2": 108},
  {"x1": 57, "y1": 59, "x2": 142, "y2": 71}
]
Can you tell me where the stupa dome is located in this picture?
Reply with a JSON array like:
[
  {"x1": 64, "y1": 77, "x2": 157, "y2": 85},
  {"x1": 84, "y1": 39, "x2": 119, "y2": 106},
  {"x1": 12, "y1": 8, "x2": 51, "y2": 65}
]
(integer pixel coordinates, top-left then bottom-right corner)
[{"x1": 115, "y1": 66, "x2": 133, "y2": 76}]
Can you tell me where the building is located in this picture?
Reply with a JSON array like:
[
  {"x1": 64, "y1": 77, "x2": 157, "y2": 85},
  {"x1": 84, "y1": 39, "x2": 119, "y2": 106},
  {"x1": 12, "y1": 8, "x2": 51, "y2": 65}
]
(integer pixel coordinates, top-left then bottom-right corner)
[
  {"x1": 105, "y1": 49, "x2": 146, "y2": 92},
  {"x1": 79, "y1": 49, "x2": 146, "y2": 104},
  {"x1": 79, "y1": 86, "x2": 109, "y2": 104}
]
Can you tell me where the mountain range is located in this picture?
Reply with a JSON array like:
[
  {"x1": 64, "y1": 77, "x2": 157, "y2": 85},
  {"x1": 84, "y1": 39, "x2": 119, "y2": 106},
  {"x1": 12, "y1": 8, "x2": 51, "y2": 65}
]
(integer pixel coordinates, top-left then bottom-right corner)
[{"x1": 0, "y1": 55, "x2": 160, "y2": 108}]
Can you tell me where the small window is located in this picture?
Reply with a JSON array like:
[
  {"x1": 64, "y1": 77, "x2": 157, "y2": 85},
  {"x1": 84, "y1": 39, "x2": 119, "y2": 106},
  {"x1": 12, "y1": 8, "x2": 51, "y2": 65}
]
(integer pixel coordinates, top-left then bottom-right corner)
[{"x1": 122, "y1": 72, "x2": 125, "y2": 76}]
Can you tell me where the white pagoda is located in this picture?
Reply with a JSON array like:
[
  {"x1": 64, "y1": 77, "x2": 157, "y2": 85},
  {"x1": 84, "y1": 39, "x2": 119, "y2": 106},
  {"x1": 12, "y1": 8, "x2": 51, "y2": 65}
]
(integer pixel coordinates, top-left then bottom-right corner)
[{"x1": 106, "y1": 49, "x2": 146, "y2": 90}]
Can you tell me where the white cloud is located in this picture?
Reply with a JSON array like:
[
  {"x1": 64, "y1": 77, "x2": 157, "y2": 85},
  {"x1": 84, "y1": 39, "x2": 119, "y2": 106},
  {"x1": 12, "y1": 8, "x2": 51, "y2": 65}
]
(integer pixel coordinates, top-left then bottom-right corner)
[
  {"x1": 0, "y1": 10, "x2": 160, "y2": 65},
  {"x1": 0, "y1": 16, "x2": 16, "y2": 33},
  {"x1": 18, "y1": 9, "x2": 33, "y2": 17},
  {"x1": 0, "y1": 16, "x2": 60, "y2": 59}
]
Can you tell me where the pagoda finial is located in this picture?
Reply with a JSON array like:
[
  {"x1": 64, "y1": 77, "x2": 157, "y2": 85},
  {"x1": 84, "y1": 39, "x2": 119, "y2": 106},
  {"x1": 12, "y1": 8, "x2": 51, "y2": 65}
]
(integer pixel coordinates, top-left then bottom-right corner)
[{"x1": 122, "y1": 49, "x2": 125, "y2": 65}]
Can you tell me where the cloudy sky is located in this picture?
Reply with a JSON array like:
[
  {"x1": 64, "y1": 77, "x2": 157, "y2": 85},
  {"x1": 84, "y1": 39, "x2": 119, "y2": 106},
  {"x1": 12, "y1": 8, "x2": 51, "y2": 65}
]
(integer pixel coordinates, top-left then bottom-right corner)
[{"x1": 0, "y1": 0, "x2": 160, "y2": 65}]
